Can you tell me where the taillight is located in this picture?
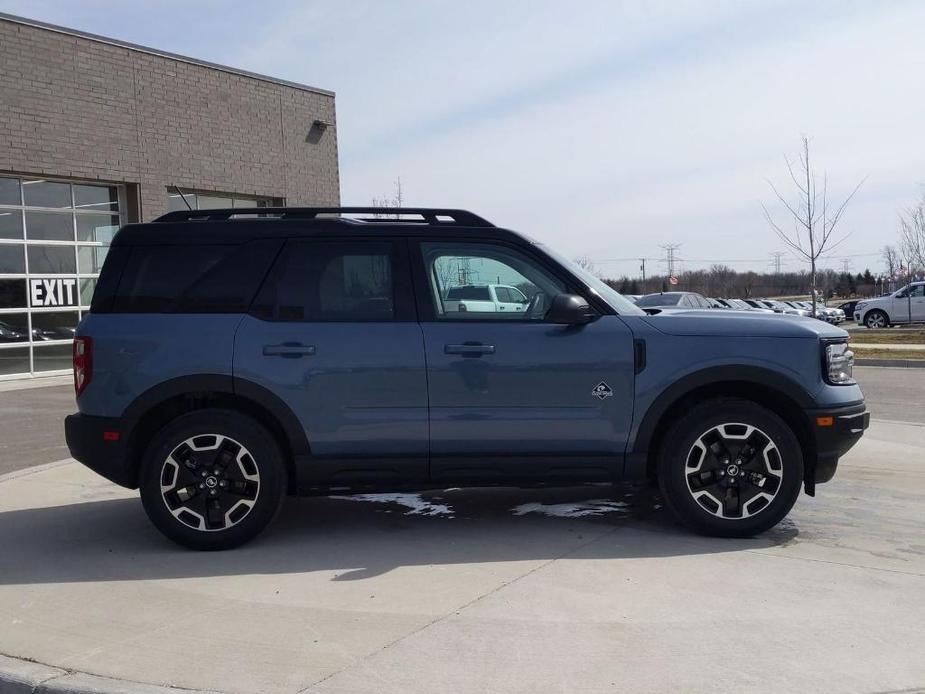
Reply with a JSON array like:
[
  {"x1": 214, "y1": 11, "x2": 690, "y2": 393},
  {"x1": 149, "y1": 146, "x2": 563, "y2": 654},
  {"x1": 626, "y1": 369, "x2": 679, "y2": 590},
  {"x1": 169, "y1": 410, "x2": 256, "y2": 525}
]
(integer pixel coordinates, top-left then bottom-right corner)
[{"x1": 73, "y1": 336, "x2": 92, "y2": 396}]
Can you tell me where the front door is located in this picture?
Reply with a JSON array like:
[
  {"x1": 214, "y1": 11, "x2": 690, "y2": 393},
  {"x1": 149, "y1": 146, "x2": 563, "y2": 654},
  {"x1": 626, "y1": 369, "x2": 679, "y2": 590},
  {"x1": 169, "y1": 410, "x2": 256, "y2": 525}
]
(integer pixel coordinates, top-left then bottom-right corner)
[
  {"x1": 413, "y1": 239, "x2": 635, "y2": 483},
  {"x1": 234, "y1": 238, "x2": 428, "y2": 484}
]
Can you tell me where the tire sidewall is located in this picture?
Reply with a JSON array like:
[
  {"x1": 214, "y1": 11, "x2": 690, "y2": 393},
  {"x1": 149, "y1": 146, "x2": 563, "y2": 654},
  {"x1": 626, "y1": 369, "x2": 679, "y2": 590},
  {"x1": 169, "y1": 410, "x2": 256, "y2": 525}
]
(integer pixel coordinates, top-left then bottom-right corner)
[
  {"x1": 139, "y1": 409, "x2": 286, "y2": 550},
  {"x1": 658, "y1": 400, "x2": 803, "y2": 537}
]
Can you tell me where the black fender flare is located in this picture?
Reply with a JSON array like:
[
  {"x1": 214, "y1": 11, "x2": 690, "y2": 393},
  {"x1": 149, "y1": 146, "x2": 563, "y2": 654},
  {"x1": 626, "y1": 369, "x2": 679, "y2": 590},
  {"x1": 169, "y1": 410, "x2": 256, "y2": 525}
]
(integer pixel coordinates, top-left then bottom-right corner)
[
  {"x1": 122, "y1": 373, "x2": 310, "y2": 458},
  {"x1": 626, "y1": 365, "x2": 814, "y2": 477}
]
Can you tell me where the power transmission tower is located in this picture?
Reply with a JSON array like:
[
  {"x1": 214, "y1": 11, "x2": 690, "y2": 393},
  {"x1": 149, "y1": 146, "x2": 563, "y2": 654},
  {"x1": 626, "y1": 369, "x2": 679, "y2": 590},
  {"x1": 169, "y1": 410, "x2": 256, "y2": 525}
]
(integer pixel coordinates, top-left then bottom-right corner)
[
  {"x1": 769, "y1": 252, "x2": 785, "y2": 274},
  {"x1": 660, "y1": 244, "x2": 681, "y2": 279},
  {"x1": 841, "y1": 258, "x2": 852, "y2": 273}
]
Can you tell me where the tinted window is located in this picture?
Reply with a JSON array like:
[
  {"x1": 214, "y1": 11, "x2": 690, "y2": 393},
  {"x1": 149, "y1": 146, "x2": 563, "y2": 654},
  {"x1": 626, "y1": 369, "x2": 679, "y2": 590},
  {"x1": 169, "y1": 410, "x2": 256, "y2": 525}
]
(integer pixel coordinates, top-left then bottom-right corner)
[
  {"x1": 112, "y1": 241, "x2": 280, "y2": 313},
  {"x1": 636, "y1": 293, "x2": 682, "y2": 307},
  {"x1": 446, "y1": 286, "x2": 492, "y2": 301},
  {"x1": 252, "y1": 241, "x2": 394, "y2": 322}
]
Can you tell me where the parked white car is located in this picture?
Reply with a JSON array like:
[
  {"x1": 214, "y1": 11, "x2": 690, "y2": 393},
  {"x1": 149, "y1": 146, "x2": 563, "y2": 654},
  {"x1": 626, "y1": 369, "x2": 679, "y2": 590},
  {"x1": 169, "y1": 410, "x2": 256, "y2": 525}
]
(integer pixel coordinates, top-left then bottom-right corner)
[
  {"x1": 854, "y1": 282, "x2": 925, "y2": 328},
  {"x1": 443, "y1": 283, "x2": 529, "y2": 314}
]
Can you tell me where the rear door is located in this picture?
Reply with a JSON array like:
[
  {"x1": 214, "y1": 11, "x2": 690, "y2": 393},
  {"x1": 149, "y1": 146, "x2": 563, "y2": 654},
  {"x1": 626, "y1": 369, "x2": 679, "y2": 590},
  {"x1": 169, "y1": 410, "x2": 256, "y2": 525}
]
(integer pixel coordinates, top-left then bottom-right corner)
[
  {"x1": 233, "y1": 237, "x2": 429, "y2": 484},
  {"x1": 412, "y1": 238, "x2": 635, "y2": 483}
]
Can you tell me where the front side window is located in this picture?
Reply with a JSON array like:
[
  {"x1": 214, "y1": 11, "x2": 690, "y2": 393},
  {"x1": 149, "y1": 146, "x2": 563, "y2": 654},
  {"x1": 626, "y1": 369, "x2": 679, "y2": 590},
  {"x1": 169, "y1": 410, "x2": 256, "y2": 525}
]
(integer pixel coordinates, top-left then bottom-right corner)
[
  {"x1": 422, "y1": 241, "x2": 566, "y2": 320},
  {"x1": 252, "y1": 241, "x2": 395, "y2": 322}
]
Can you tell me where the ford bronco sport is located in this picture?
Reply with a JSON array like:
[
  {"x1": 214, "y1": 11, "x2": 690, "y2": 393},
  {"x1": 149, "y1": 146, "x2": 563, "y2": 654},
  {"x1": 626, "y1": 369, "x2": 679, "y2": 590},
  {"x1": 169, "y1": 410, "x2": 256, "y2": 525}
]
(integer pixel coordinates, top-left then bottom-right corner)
[{"x1": 65, "y1": 207, "x2": 869, "y2": 550}]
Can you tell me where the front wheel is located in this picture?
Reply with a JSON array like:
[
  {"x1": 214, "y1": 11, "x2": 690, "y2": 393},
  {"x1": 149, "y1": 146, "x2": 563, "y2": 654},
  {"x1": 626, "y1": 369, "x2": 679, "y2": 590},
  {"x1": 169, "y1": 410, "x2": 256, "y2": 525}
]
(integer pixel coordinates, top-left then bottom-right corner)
[
  {"x1": 658, "y1": 399, "x2": 803, "y2": 537},
  {"x1": 139, "y1": 409, "x2": 286, "y2": 550},
  {"x1": 864, "y1": 310, "x2": 889, "y2": 329}
]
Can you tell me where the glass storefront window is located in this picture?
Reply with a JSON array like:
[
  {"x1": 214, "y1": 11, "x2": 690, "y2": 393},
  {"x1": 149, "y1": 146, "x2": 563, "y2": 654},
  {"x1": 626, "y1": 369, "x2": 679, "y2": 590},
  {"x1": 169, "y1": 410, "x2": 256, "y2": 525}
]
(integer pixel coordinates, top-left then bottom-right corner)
[
  {"x1": 0, "y1": 175, "x2": 123, "y2": 378},
  {"x1": 78, "y1": 245, "x2": 108, "y2": 274},
  {"x1": 22, "y1": 180, "x2": 71, "y2": 208},
  {"x1": 32, "y1": 343, "x2": 73, "y2": 372},
  {"x1": 80, "y1": 278, "x2": 96, "y2": 307},
  {"x1": 31, "y1": 311, "x2": 78, "y2": 341},
  {"x1": 0, "y1": 346, "x2": 30, "y2": 376},
  {"x1": 76, "y1": 215, "x2": 120, "y2": 243},
  {"x1": 0, "y1": 178, "x2": 20, "y2": 206},
  {"x1": 28, "y1": 245, "x2": 76, "y2": 274},
  {"x1": 197, "y1": 195, "x2": 234, "y2": 210},
  {"x1": 0, "y1": 280, "x2": 27, "y2": 309},
  {"x1": 74, "y1": 184, "x2": 119, "y2": 211},
  {"x1": 0, "y1": 210, "x2": 23, "y2": 239},
  {"x1": 0, "y1": 245, "x2": 25, "y2": 274},
  {"x1": 167, "y1": 190, "x2": 276, "y2": 212},
  {"x1": 25, "y1": 211, "x2": 74, "y2": 241},
  {"x1": 0, "y1": 313, "x2": 29, "y2": 343}
]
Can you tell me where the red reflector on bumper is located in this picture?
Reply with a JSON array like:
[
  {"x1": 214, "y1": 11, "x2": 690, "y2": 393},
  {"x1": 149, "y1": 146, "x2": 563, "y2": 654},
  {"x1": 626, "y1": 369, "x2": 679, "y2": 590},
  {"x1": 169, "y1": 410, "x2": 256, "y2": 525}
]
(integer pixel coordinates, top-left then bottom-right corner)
[
  {"x1": 102, "y1": 431, "x2": 120, "y2": 442},
  {"x1": 816, "y1": 416, "x2": 834, "y2": 427}
]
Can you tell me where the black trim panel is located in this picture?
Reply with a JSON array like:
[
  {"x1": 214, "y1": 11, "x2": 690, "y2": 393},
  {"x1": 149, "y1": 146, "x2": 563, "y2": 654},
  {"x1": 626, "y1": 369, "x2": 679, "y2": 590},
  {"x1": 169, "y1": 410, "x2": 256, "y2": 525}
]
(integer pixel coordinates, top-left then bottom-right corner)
[{"x1": 65, "y1": 413, "x2": 134, "y2": 488}]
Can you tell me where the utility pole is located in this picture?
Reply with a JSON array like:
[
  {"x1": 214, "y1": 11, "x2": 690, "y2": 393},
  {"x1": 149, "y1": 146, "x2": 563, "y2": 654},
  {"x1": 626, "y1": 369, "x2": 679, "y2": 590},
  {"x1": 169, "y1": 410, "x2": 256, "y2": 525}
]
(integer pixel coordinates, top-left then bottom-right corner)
[{"x1": 639, "y1": 258, "x2": 646, "y2": 294}]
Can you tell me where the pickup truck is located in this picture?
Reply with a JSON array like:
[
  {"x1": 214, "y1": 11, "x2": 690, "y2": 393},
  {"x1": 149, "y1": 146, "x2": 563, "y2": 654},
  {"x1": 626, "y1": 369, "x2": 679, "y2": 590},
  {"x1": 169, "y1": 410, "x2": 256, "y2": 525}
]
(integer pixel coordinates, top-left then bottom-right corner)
[{"x1": 444, "y1": 283, "x2": 529, "y2": 314}]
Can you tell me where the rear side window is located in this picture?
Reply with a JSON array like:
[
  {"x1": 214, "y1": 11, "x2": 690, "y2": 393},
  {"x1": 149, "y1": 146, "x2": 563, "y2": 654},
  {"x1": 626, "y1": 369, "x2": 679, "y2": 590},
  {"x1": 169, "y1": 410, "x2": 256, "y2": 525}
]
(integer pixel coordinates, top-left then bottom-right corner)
[
  {"x1": 110, "y1": 240, "x2": 281, "y2": 313},
  {"x1": 251, "y1": 240, "x2": 395, "y2": 322}
]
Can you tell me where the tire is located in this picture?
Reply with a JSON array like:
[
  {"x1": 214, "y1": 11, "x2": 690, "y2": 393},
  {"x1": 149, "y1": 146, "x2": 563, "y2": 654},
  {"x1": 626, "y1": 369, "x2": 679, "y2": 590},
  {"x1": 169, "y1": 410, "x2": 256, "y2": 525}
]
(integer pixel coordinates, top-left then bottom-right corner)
[
  {"x1": 139, "y1": 409, "x2": 287, "y2": 550},
  {"x1": 657, "y1": 399, "x2": 803, "y2": 538},
  {"x1": 864, "y1": 310, "x2": 889, "y2": 329}
]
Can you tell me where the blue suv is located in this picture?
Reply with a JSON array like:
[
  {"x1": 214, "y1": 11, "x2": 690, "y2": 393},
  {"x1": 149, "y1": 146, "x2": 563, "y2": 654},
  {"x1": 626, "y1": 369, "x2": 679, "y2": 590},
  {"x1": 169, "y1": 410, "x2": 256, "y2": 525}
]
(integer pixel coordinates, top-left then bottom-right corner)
[{"x1": 65, "y1": 208, "x2": 869, "y2": 549}]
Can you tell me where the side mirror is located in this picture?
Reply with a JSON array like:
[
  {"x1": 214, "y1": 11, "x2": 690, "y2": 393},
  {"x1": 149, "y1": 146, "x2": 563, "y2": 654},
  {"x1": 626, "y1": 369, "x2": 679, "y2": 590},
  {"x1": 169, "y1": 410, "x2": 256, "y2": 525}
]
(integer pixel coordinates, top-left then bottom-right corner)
[{"x1": 546, "y1": 293, "x2": 596, "y2": 324}]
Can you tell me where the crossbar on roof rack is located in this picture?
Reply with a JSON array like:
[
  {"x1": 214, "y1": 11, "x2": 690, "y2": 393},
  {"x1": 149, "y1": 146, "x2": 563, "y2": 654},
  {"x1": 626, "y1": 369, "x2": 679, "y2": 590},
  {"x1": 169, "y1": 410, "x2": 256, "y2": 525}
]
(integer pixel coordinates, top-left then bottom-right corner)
[{"x1": 154, "y1": 207, "x2": 494, "y2": 227}]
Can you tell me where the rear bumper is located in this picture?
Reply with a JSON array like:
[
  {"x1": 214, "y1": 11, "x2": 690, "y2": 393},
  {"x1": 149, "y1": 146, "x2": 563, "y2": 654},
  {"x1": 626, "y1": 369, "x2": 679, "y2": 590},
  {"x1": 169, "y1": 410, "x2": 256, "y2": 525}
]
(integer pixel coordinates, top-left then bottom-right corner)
[
  {"x1": 65, "y1": 413, "x2": 136, "y2": 489},
  {"x1": 805, "y1": 402, "x2": 869, "y2": 487}
]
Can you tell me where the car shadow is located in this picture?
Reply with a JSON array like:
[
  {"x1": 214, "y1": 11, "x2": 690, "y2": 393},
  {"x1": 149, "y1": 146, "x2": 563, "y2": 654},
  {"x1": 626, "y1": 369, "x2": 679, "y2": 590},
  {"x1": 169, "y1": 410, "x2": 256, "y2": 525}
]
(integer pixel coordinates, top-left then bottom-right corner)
[{"x1": 0, "y1": 484, "x2": 798, "y2": 586}]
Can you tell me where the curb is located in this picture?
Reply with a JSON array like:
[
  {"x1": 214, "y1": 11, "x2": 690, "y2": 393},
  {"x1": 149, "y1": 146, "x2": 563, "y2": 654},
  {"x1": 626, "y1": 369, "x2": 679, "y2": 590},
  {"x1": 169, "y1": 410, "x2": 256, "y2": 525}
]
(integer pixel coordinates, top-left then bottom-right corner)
[
  {"x1": 855, "y1": 358, "x2": 925, "y2": 368},
  {"x1": 0, "y1": 654, "x2": 222, "y2": 694}
]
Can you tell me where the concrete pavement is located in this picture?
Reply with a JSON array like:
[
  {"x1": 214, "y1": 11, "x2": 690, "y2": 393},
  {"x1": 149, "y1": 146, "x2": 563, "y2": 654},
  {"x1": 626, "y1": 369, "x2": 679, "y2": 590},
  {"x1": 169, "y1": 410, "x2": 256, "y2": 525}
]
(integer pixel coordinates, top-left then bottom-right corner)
[{"x1": 1, "y1": 419, "x2": 923, "y2": 694}]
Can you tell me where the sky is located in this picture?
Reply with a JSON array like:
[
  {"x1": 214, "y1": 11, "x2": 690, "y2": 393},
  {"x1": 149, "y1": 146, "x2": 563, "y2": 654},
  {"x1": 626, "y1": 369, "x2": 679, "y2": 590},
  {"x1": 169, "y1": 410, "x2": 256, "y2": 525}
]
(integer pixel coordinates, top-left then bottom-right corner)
[{"x1": 2, "y1": 0, "x2": 924, "y2": 278}]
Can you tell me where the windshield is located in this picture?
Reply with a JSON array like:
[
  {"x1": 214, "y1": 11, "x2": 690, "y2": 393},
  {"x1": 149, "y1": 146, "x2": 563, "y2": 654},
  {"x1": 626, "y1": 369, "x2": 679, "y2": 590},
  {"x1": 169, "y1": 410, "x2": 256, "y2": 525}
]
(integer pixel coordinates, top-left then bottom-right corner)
[
  {"x1": 538, "y1": 245, "x2": 644, "y2": 315},
  {"x1": 635, "y1": 293, "x2": 682, "y2": 307}
]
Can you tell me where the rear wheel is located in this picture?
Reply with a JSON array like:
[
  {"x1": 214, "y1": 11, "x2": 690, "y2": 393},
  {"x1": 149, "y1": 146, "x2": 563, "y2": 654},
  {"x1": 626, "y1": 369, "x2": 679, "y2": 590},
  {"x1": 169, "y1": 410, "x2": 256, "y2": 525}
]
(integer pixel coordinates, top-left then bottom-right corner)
[
  {"x1": 139, "y1": 409, "x2": 286, "y2": 550},
  {"x1": 658, "y1": 399, "x2": 803, "y2": 537},
  {"x1": 864, "y1": 310, "x2": 889, "y2": 329}
]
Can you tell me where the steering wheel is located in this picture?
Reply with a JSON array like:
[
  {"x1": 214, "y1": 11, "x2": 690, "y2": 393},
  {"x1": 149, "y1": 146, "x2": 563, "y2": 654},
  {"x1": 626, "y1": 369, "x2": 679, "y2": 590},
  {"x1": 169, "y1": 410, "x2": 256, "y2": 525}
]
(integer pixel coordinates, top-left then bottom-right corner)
[{"x1": 525, "y1": 293, "x2": 543, "y2": 319}]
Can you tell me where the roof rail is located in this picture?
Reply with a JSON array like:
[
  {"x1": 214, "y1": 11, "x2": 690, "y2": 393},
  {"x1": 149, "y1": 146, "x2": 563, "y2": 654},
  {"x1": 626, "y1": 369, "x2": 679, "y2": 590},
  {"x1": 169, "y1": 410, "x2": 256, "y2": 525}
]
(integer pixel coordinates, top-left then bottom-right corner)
[{"x1": 153, "y1": 207, "x2": 495, "y2": 227}]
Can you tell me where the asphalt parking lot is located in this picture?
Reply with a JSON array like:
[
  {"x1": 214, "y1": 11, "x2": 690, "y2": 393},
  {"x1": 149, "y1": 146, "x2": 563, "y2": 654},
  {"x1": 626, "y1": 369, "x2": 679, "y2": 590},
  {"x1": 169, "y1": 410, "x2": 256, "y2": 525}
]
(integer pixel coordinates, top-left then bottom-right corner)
[{"x1": 0, "y1": 368, "x2": 923, "y2": 693}]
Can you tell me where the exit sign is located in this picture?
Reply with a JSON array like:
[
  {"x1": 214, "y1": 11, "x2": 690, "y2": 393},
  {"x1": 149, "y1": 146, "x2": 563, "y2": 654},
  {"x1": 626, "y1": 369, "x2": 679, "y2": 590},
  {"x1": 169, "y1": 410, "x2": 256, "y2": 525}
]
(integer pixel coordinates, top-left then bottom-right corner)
[{"x1": 29, "y1": 278, "x2": 78, "y2": 308}]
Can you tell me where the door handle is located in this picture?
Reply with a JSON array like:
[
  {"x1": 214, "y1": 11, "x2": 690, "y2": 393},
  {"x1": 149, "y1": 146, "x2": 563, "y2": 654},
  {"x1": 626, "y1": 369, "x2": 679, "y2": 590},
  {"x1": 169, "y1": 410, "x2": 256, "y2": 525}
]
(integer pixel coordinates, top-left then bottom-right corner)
[
  {"x1": 263, "y1": 343, "x2": 316, "y2": 358},
  {"x1": 445, "y1": 343, "x2": 495, "y2": 356}
]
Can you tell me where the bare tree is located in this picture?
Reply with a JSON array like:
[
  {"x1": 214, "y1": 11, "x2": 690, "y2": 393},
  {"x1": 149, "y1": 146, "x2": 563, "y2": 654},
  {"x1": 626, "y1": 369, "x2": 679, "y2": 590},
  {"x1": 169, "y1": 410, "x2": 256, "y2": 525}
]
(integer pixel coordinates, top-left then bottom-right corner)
[
  {"x1": 371, "y1": 177, "x2": 404, "y2": 218},
  {"x1": 899, "y1": 196, "x2": 925, "y2": 274},
  {"x1": 574, "y1": 255, "x2": 598, "y2": 276},
  {"x1": 709, "y1": 264, "x2": 736, "y2": 297},
  {"x1": 882, "y1": 245, "x2": 900, "y2": 280},
  {"x1": 762, "y1": 136, "x2": 864, "y2": 314}
]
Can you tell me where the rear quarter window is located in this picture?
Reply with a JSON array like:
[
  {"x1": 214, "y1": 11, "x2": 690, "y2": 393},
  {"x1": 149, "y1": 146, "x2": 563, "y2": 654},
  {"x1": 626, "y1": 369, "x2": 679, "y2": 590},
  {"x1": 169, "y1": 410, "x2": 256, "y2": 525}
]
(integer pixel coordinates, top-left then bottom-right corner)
[{"x1": 109, "y1": 240, "x2": 281, "y2": 313}]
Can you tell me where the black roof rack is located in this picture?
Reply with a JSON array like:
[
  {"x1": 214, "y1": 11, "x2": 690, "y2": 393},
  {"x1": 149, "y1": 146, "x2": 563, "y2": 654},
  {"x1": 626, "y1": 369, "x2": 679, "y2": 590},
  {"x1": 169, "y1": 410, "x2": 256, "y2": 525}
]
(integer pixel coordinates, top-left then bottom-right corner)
[{"x1": 154, "y1": 207, "x2": 494, "y2": 227}]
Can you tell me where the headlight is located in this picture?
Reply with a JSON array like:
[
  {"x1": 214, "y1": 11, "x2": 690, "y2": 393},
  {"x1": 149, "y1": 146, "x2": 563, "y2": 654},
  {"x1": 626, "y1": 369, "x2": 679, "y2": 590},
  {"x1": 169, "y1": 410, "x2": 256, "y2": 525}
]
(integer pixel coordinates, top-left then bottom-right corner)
[{"x1": 823, "y1": 340, "x2": 855, "y2": 385}]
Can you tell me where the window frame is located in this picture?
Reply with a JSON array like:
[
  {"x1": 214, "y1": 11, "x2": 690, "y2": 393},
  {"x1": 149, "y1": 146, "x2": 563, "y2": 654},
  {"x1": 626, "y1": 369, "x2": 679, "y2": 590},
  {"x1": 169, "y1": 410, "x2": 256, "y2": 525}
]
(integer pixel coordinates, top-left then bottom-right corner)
[
  {"x1": 410, "y1": 237, "x2": 598, "y2": 324},
  {"x1": 248, "y1": 236, "x2": 416, "y2": 323}
]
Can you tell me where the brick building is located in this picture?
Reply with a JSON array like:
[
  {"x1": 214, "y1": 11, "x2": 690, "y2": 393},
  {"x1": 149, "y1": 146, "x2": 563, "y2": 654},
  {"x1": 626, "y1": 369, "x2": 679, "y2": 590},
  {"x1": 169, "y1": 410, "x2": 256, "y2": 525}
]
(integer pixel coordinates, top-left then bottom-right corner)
[{"x1": 0, "y1": 12, "x2": 339, "y2": 379}]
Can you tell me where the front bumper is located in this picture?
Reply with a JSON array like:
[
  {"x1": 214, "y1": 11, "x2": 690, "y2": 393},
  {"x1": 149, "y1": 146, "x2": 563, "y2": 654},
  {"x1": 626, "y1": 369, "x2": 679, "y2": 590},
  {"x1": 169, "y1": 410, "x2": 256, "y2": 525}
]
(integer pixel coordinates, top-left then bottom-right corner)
[
  {"x1": 804, "y1": 402, "x2": 869, "y2": 492},
  {"x1": 65, "y1": 413, "x2": 136, "y2": 488}
]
